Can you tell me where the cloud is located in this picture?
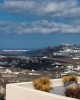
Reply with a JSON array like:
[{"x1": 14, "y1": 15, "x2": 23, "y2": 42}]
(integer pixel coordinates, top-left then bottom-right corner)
[
  {"x1": 0, "y1": 20, "x2": 80, "y2": 34},
  {"x1": 0, "y1": 0, "x2": 80, "y2": 18}
]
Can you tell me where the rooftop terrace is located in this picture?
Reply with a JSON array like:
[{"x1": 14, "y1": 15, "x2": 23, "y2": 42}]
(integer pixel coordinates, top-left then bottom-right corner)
[{"x1": 6, "y1": 77, "x2": 80, "y2": 100}]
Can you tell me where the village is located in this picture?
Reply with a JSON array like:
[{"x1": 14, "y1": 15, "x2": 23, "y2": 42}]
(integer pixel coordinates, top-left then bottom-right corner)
[{"x1": 0, "y1": 55, "x2": 80, "y2": 99}]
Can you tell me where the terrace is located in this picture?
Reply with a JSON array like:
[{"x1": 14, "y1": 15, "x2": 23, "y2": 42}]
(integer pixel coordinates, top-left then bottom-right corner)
[{"x1": 6, "y1": 77, "x2": 80, "y2": 100}]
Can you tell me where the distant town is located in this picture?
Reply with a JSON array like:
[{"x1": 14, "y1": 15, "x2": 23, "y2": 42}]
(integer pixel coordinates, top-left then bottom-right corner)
[
  {"x1": 0, "y1": 43, "x2": 80, "y2": 99},
  {"x1": 0, "y1": 43, "x2": 80, "y2": 57}
]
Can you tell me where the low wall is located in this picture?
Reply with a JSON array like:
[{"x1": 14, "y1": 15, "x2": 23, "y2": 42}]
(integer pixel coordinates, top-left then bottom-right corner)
[{"x1": 6, "y1": 78, "x2": 80, "y2": 100}]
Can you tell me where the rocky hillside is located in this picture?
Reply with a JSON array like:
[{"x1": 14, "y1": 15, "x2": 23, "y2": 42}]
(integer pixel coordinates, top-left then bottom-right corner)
[{"x1": 0, "y1": 44, "x2": 80, "y2": 57}]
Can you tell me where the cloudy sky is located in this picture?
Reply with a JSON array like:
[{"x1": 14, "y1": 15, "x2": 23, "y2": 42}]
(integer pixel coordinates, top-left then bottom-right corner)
[{"x1": 0, "y1": 0, "x2": 80, "y2": 49}]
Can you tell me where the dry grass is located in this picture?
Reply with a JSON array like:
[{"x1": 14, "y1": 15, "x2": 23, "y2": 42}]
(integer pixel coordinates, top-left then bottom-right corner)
[
  {"x1": 33, "y1": 77, "x2": 51, "y2": 92},
  {"x1": 63, "y1": 75, "x2": 77, "y2": 83}
]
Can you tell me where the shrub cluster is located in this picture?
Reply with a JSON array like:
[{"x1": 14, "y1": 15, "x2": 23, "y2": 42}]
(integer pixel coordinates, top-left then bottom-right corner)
[
  {"x1": 65, "y1": 85, "x2": 80, "y2": 99},
  {"x1": 33, "y1": 77, "x2": 51, "y2": 92},
  {"x1": 63, "y1": 75, "x2": 77, "y2": 83}
]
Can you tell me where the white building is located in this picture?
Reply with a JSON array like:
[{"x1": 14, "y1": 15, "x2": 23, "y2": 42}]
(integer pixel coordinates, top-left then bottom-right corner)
[
  {"x1": 66, "y1": 65, "x2": 74, "y2": 70},
  {"x1": 77, "y1": 66, "x2": 80, "y2": 71}
]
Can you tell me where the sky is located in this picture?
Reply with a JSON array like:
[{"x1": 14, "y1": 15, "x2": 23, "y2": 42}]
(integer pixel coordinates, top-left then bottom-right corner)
[{"x1": 0, "y1": 0, "x2": 80, "y2": 49}]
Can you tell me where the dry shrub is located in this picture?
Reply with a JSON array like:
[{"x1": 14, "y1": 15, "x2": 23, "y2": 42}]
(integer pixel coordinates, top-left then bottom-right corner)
[
  {"x1": 63, "y1": 76, "x2": 69, "y2": 83},
  {"x1": 63, "y1": 75, "x2": 77, "y2": 83},
  {"x1": 33, "y1": 77, "x2": 51, "y2": 92},
  {"x1": 65, "y1": 85, "x2": 80, "y2": 99},
  {"x1": 69, "y1": 75, "x2": 77, "y2": 82}
]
